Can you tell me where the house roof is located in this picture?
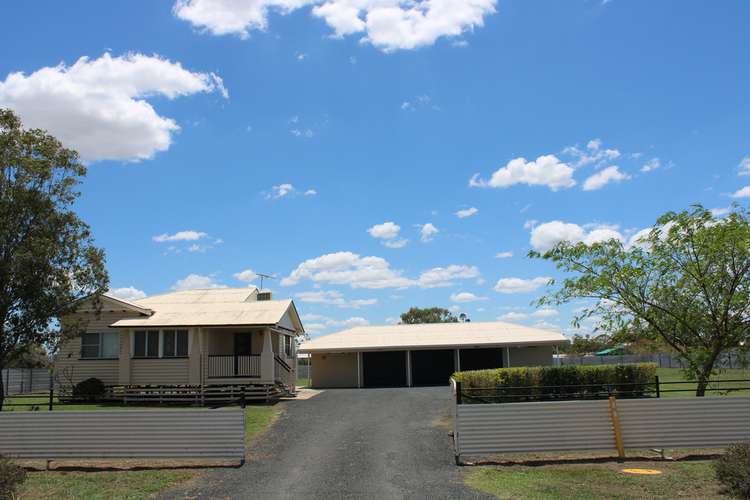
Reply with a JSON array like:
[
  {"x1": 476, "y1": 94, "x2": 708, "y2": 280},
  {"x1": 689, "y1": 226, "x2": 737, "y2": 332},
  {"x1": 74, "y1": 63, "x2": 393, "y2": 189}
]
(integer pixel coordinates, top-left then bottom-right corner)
[
  {"x1": 109, "y1": 288, "x2": 303, "y2": 331},
  {"x1": 299, "y1": 321, "x2": 568, "y2": 353}
]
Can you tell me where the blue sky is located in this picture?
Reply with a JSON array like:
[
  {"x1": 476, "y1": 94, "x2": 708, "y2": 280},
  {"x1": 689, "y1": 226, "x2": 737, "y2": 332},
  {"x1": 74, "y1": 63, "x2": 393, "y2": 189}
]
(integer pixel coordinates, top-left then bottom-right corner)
[{"x1": 1, "y1": 1, "x2": 749, "y2": 337}]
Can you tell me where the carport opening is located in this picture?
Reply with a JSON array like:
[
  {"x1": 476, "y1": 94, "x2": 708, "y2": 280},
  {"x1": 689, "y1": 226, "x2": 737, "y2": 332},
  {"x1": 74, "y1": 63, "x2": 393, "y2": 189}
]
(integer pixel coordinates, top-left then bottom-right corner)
[
  {"x1": 362, "y1": 351, "x2": 407, "y2": 387},
  {"x1": 410, "y1": 350, "x2": 455, "y2": 386},
  {"x1": 459, "y1": 348, "x2": 504, "y2": 371}
]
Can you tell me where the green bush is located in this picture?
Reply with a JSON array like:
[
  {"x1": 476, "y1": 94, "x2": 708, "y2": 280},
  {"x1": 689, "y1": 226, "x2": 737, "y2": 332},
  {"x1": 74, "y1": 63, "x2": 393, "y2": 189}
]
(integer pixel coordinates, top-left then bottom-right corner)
[
  {"x1": 452, "y1": 363, "x2": 657, "y2": 402},
  {"x1": 0, "y1": 455, "x2": 26, "y2": 500},
  {"x1": 715, "y1": 443, "x2": 750, "y2": 499},
  {"x1": 72, "y1": 377, "x2": 106, "y2": 402}
]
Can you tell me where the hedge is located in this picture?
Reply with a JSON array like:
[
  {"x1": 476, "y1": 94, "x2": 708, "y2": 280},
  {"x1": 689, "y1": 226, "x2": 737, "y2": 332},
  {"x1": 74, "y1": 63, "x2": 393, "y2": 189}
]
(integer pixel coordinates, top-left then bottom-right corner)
[{"x1": 452, "y1": 363, "x2": 657, "y2": 403}]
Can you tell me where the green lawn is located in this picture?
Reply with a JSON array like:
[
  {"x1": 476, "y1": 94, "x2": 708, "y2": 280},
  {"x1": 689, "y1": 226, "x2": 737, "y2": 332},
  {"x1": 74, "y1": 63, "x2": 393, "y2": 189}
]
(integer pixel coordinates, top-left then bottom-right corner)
[
  {"x1": 12, "y1": 404, "x2": 282, "y2": 499},
  {"x1": 465, "y1": 460, "x2": 726, "y2": 499},
  {"x1": 656, "y1": 368, "x2": 750, "y2": 397},
  {"x1": 296, "y1": 377, "x2": 311, "y2": 388}
]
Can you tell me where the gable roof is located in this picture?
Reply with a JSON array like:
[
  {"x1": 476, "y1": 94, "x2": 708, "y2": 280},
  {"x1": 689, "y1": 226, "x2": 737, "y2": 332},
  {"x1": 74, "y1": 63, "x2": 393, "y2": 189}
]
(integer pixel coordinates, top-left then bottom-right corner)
[
  {"x1": 109, "y1": 288, "x2": 303, "y2": 331},
  {"x1": 299, "y1": 321, "x2": 567, "y2": 353},
  {"x1": 73, "y1": 293, "x2": 153, "y2": 316}
]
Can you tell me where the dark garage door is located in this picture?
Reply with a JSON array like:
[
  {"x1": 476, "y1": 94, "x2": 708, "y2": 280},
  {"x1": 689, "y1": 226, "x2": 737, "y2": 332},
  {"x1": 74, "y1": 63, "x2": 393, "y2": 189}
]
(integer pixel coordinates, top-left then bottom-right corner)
[
  {"x1": 410, "y1": 349, "x2": 455, "y2": 386},
  {"x1": 362, "y1": 351, "x2": 407, "y2": 387},
  {"x1": 459, "y1": 348, "x2": 504, "y2": 371}
]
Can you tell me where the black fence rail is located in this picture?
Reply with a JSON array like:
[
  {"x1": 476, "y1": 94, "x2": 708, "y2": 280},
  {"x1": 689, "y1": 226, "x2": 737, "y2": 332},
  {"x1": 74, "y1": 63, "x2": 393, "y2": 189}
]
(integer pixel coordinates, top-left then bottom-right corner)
[{"x1": 455, "y1": 377, "x2": 750, "y2": 404}]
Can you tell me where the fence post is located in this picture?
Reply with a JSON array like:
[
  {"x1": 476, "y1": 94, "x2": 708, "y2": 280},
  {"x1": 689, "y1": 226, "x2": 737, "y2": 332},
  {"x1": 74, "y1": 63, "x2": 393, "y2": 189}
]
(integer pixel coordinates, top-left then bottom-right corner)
[
  {"x1": 655, "y1": 375, "x2": 660, "y2": 398},
  {"x1": 608, "y1": 396, "x2": 626, "y2": 460},
  {"x1": 48, "y1": 375, "x2": 54, "y2": 411},
  {"x1": 455, "y1": 381, "x2": 462, "y2": 405},
  {"x1": 240, "y1": 387, "x2": 246, "y2": 409}
]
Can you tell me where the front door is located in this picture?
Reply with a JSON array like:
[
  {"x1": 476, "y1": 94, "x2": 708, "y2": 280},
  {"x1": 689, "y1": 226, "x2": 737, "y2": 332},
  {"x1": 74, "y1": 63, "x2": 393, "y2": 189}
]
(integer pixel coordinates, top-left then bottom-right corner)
[{"x1": 233, "y1": 333, "x2": 253, "y2": 375}]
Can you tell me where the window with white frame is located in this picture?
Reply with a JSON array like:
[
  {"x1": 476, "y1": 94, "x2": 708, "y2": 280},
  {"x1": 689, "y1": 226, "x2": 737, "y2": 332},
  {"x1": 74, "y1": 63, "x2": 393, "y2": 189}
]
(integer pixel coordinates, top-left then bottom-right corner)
[
  {"x1": 133, "y1": 330, "x2": 159, "y2": 358},
  {"x1": 163, "y1": 329, "x2": 189, "y2": 357},
  {"x1": 284, "y1": 335, "x2": 293, "y2": 357},
  {"x1": 80, "y1": 332, "x2": 120, "y2": 359}
]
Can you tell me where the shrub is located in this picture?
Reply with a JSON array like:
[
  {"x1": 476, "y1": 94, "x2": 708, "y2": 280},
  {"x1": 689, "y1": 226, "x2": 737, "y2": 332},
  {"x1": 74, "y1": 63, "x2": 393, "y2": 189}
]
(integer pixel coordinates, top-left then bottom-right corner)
[
  {"x1": 0, "y1": 455, "x2": 26, "y2": 500},
  {"x1": 715, "y1": 443, "x2": 750, "y2": 499},
  {"x1": 452, "y1": 363, "x2": 657, "y2": 403},
  {"x1": 72, "y1": 377, "x2": 106, "y2": 402}
]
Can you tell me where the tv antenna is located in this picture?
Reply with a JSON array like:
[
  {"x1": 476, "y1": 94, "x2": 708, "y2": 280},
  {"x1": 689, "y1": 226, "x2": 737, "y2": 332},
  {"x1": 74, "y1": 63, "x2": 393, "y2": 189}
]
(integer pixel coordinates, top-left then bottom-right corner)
[{"x1": 256, "y1": 272, "x2": 277, "y2": 290}]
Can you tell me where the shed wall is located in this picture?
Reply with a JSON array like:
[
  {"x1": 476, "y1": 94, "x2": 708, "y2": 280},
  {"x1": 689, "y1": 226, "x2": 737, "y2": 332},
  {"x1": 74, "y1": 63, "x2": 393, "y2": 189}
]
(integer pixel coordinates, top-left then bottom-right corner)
[{"x1": 311, "y1": 352, "x2": 358, "y2": 388}]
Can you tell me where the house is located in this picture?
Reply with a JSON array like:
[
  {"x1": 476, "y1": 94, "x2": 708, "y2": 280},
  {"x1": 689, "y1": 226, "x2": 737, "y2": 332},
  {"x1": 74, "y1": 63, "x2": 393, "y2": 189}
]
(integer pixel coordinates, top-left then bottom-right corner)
[
  {"x1": 299, "y1": 321, "x2": 567, "y2": 388},
  {"x1": 54, "y1": 288, "x2": 303, "y2": 398}
]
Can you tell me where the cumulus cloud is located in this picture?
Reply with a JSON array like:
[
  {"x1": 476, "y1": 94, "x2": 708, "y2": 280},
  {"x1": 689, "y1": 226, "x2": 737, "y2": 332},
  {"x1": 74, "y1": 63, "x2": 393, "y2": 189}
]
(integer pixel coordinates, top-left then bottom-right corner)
[
  {"x1": 562, "y1": 138, "x2": 620, "y2": 168},
  {"x1": 582, "y1": 166, "x2": 631, "y2": 191},
  {"x1": 0, "y1": 53, "x2": 226, "y2": 162},
  {"x1": 108, "y1": 286, "x2": 147, "y2": 302},
  {"x1": 419, "y1": 223, "x2": 439, "y2": 242},
  {"x1": 731, "y1": 186, "x2": 750, "y2": 198},
  {"x1": 470, "y1": 155, "x2": 576, "y2": 191},
  {"x1": 368, "y1": 221, "x2": 407, "y2": 248},
  {"x1": 417, "y1": 265, "x2": 480, "y2": 288},
  {"x1": 267, "y1": 183, "x2": 296, "y2": 199},
  {"x1": 174, "y1": 0, "x2": 497, "y2": 52},
  {"x1": 494, "y1": 277, "x2": 550, "y2": 294},
  {"x1": 304, "y1": 189, "x2": 317, "y2": 196},
  {"x1": 153, "y1": 230, "x2": 208, "y2": 242},
  {"x1": 301, "y1": 313, "x2": 370, "y2": 334},
  {"x1": 172, "y1": 273, "x2": 226, "y2": 290},
  {"x1": 455, "y1": 207, "x2": 479, "y2": 218},
  {"x1": 497, "y1": 307, "x2": 558, "y2": 321},
  {"x1": 233, "y1": 269, "x2": 258, "y2": 282},
  {"x1": 449, "y1": 292, "x2": 487, "y2": 303},
  {"x1": 739, "y1": 156, "x2": 750, "y2": 176},
  {"x1": 498, "y1": 311, "x2": 528, "y2": 321},
  {"x1": 281, "y1": 251, "x2": 414, "y2": 289},
  {"x1": 641, "y1": 157, "x2": 661, "y2": 173},
  {"x1": 296, "y1": 290, "x2": 377, "y2": 308},
  {"x1": 495, "y1": 251, "x2": 513, "y2": 258},
  {"x1": 529, "y1": 221, "x2": 627, "y2": 252}
]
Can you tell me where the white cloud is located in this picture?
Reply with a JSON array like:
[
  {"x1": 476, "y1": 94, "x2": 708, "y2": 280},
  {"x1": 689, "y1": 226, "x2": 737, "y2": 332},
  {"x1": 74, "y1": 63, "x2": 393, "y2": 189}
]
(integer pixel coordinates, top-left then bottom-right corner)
[
  {"x1": 268, "y1": 183, "x2": 295, "y2": 199},
  {"x1": 494, "y1": 276, "x2": 550, "y2": 294},
  {"x1": 449, "y1": 292, "x2": 487, "y2": 303},
  {"x1": 731, "y1": 186, "x2": 750, "y2": 198},
  {"x1": 418, "y1": 265, "x2": 480, "y2": 288},
  {"x1": 419, "y1": 223, "x2": 439, "y2": 242},
  {"x1": 172, "y1": 273, "x2": 226, "y2": 291},
  {"x1": 739, "y1": 156, "x2": 750, "y2": 176},
  {"x1": 641, "y1": 157, "x2": 661, "y2": 173},
  {"x1": 529, "y1": 221, "x2": 626, "y2": 252},
  {"x1": 562, "y1": 139, "x2": 620, "y2": 168},
  {"x1": 582, "y1": 166, "x2": 631, "y2": 191},
  {"x1": 710, "y1": 206, "x2": 732, "y2": 217},
  {"x1": 400, "y1": 95, "x2": 433, "y2": 111},
  {"x1": 108, "y1": 286, "x2": 147, "y2": 302},
  {"x1": 153, "y1": 230, "x2": 208, "y2": 242},
  {"x1": 302, "y1": 313, "x2": 370, "y2": 334},
  {"x1": 531, "y1": 308, "x2": 558, "y2": 318},
  {"x1": 368, "y1": 221, "x2": 407, "y2": 248},
  {"x1": 455, "y1": 207, "x2": 479, "y2": 218},
  {"x1": 233, "y1": 269, "x2": 258, "y2": 282},
  {"x1": 0, "y1": 53, "x2": 226, "y2": 162},
  {"x1": 174, "y1": 0, "x2": 497, "y2": 53},
  {"x1": 304, "y1": 189, "x2": 317, "y2": 196},
  {"x1": 498, "y1": 311, "x2": 527, "y2": 321},
  {"x1": 470, "y1": 155, "x2": 576, "y2": 191},
  {"x1": 495, "y1": 251, "x2": 513, "y2": 259},
  {"x1": 296, "y1": 290, "x2": 377, "y2": 308},
  {"x1": 281, "y1": 251, "x2": 414, "y2": 289}
]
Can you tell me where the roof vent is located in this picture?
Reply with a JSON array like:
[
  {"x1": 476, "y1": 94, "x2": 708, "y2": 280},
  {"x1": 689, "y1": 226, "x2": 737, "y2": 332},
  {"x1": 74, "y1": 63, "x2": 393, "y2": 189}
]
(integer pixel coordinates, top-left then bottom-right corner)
[{"x1": 257, "y1": 291, "x2": 273, "y2": 301}]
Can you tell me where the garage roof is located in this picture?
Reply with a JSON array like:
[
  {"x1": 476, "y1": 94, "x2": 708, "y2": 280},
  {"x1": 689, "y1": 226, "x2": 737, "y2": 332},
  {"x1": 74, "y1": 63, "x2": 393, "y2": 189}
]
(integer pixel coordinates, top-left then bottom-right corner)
[{"x1": 299, "y1": 321, "x2": 567, "y2": 353}]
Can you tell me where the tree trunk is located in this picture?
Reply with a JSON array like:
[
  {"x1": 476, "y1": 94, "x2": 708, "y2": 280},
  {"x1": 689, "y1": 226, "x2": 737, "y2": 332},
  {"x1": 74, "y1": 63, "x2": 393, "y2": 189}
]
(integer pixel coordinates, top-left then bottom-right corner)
[
  {"x1": 695, "y1": 372, "x2": 710, "y2": 397},
  {"x1": 695, "y1": 348, "x2": 722, "y2": 397}
]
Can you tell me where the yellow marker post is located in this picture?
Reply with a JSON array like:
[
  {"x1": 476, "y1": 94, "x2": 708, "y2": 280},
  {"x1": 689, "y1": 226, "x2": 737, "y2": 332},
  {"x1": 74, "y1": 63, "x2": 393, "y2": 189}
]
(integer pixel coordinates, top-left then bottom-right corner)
[{"x1": 608, "y1": 396, "x2": 626, "y2": 459}]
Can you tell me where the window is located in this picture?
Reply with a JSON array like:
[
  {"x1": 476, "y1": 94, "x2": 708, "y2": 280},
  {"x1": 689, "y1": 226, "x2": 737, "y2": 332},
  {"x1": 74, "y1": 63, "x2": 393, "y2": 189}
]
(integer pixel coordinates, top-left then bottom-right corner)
[
  {"x1": 284, "y1": 335, "x2": 293, "y2": 357},
  {"x1": 80, "y1": 332, "x2": 119, "y2": 359},
  {"x1": 134, "y1": 330, "x2": 159, "y2": 357},
  {"x1": 163, "y1": 330, "x2": 189, "y2": 357}
]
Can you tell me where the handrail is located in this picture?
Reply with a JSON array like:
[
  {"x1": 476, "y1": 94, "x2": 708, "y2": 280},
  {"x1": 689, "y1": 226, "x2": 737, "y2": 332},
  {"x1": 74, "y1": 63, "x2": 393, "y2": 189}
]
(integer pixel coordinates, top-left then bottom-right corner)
[{"x1": 274, "y1": 355, "x2": 293, "y2": 372}]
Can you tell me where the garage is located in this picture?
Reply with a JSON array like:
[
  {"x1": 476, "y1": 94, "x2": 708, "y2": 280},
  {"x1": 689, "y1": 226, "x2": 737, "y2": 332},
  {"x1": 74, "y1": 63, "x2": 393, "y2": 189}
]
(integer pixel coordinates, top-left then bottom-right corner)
[
  {"x1": 410, "y1": 349, "x2": 455, "y2": 386},
  {"x1": 459, "y1": 347, "x2": 504, "y2": 371},
  {"x1": 301, "y1": 321, "x2": 566, "y2": 389},
  {"x1": 362, "y1": 351, "x2": 407, "y2": 387}
]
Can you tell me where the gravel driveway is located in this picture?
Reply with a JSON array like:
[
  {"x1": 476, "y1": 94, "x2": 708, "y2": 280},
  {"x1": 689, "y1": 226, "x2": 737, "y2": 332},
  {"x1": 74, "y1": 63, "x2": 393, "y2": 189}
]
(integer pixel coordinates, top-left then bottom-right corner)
[{"x1": 163, "y1": 387, "x2": 490, "y2": 499}]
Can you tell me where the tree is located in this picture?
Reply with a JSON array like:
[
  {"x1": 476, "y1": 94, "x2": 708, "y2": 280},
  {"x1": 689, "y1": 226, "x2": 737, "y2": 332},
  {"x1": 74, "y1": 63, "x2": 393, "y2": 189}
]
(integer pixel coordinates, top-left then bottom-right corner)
[
  {"x1": 532, "y1": 205, "x2": 750, "y2": 396},
  {"x1": 400, "y1": 307, "x2": 458, "y2": 324},
  {"x1": 563, "y1": 334, "x2": 612, "y2": 356},
  {"x1": 0, "y1": 109, "x2": 108, "y2": 409}
]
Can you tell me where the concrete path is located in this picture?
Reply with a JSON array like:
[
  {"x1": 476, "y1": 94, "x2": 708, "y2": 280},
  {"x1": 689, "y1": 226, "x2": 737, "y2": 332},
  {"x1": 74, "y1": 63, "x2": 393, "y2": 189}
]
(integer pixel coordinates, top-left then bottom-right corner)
[{"x1": 163, "y1": 387, "x2": 490, "y2": 499}]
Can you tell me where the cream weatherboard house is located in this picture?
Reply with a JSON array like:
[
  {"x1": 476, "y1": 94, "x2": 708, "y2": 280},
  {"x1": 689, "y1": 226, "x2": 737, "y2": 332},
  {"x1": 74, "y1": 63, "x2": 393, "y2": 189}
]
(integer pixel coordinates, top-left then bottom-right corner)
[{"x1": 55, "y1": 288, "x2": 303, "y2": 399}]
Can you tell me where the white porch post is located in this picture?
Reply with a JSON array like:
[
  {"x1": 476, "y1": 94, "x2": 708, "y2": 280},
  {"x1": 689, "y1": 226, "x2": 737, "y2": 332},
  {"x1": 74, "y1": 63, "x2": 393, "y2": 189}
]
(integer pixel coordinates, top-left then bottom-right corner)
[
  {"x1": 118, "y1": 329, "x2": 131, "y2": 385},
  {"x1": 455, "y1": 349, "x2": 461, "y2": 372},
  {"x1": 188, "y1": 327, "x2": 202, "y2": 384},
  {"x1": 261, "y1": 328, "x2": 275, "y2": 382},
  {"x1": 406, "y1": 351, "x2": 412, "y2": 387}
]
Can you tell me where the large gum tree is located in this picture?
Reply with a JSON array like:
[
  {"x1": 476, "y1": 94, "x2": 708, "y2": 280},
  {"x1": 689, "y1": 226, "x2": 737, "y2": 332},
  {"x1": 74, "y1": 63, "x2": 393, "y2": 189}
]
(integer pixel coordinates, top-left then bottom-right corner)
[
  {"x1": 532, "y1": 205, "x2": 750, "y2": 396},
  {"x1": 0, "y1": 108, "x2": 108, "y2": 409}
]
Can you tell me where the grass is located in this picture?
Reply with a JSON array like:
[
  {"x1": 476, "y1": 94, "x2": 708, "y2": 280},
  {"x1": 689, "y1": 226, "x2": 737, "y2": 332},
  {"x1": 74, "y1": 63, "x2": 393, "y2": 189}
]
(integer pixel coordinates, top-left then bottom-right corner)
[
  {"x1": 9, "y1": 404, "x2": 282, "y2": 499},
  {"x1": 656, "y1": 368, "x2": 750, "y2": 397},
  {"x1": 465, "y1": 460, "x2": 726, "y2": 499},
  {"x1": 296, "y1": 377, "x2": 311, "y2": 388}
]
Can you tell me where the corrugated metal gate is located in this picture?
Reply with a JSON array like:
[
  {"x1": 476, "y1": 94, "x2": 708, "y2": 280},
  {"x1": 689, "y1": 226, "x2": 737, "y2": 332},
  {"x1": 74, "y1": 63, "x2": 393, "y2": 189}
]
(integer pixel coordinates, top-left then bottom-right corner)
[
  {"x1": 0, "y1": 408, "x2": 245, "y2": 462},
  {"x1": 454, "y1": 397, "x2": 750, "y2": 460}
]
